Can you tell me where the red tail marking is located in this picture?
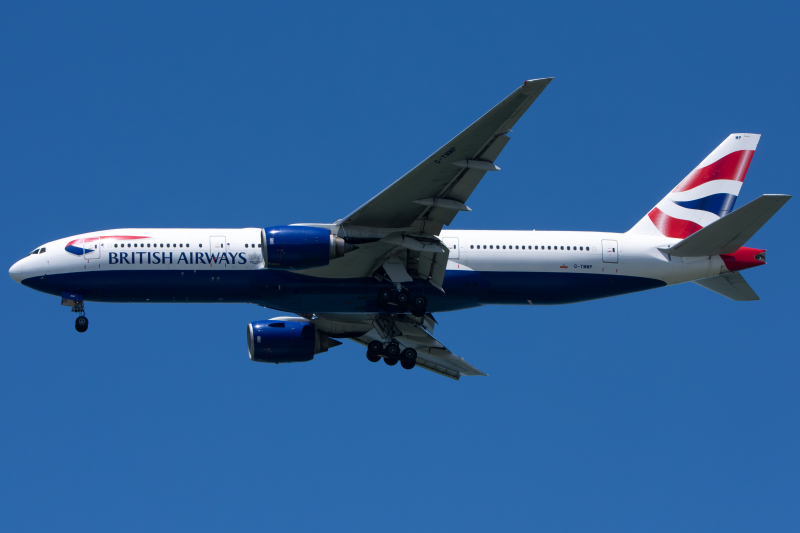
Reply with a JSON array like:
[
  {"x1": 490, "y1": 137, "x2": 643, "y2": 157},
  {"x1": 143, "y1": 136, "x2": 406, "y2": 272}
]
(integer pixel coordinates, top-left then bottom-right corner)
[
  {"x1": 673, "y1": 150, "x2": 754, "y2": 193},
  {"x1": 647, "y1": 208, "x2": 703, "y2": 239}
]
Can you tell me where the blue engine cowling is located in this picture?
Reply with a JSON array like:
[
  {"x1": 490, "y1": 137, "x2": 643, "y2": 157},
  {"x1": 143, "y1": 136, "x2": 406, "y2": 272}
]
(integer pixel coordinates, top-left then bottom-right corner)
[
  {"x1": 247, "y1": 320, "x2": 342, "y2": 364},
  {"x1": 262, "y1": 226, "x2": 351, "y2": 270}
]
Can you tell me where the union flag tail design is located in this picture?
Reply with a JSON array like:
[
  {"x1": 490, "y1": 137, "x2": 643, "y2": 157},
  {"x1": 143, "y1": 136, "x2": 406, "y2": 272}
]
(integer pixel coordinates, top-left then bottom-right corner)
[{"x1": 629, "y1": 134, "x2": 760, "y2": 239}]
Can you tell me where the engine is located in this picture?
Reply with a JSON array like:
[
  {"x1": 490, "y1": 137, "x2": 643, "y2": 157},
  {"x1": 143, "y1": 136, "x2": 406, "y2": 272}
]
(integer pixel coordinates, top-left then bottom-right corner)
[
  {"x1": 247, "y1": 320, "x2": 342, "y2": 364},
  {"x1": 261, "y1": 226, "x2": 352, "y2": 270}
]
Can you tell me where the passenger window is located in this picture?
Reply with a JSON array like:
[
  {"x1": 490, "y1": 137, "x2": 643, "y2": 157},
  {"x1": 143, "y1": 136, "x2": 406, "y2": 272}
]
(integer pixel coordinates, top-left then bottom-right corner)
[
  {"x1": 128, "y1": 244, "x2": 131, "y2": 247},
  {"x1": 258, "y1": 244, "x2": 262, "y2": 248},
  {"x1": 114, "y1": 244, "x2": 118, "y2": 248},
  {"x1": 502, "y1": 245, "x2": 506, "y2": 249},
  {"x1": 199, "y1": 244, "x2": 202, "y2": 248},
  {"x1": 567, "y1": 246, "x2": 570, "y2": 250},
  {"x1": 470, "y1": 245, "x2": 473, "y2": 249},
  {"x1": 245, "y1": 244, "x2": 249, "y2": 248},
  {"x1": 560, "y1": 246, "x2": 564, "y2": 250},
  {"x1": 483, "y1": 245, "x2": 486, "y2": 249}
]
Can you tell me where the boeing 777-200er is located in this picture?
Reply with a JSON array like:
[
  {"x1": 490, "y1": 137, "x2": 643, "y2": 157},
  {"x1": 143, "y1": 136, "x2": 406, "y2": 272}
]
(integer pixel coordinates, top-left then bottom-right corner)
[{"x1": 9, "y1": 78, "x2": 791, "y2": 380}]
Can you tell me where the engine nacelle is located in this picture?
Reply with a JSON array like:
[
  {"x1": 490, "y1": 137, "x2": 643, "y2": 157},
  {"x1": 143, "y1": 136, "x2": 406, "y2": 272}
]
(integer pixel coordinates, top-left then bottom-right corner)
[
  {"x1": 261, "y1": 226, "x2": 351, "y2": 270},
  {"x1": 247, "y1": 320, "x2": 341, "y2": 364}
]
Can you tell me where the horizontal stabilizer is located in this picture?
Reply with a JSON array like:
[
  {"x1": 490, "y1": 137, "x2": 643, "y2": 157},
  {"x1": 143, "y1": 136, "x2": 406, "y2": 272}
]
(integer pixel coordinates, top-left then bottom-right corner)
[
  {"x1": 660, "y1": 194, "x2": 791, "y2": 257},
  {"x1": 693, "y1": 272, "x2": 760, "y2": 301}
]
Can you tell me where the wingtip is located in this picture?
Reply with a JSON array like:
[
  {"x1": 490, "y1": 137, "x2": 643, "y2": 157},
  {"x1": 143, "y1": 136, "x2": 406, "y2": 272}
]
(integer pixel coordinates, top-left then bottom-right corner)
[{"x1": 523, "y1": 77, "x2": 554, "y2": 84}]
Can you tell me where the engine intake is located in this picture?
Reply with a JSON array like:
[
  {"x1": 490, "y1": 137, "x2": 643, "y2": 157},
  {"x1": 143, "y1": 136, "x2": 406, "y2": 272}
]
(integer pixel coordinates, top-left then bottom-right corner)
[
  {"x1": 261, "y1": 226, "x2": 352, "y2": 270},
  {"x1": 247, "y1": 320, "x2": 342, "y2": 363}
]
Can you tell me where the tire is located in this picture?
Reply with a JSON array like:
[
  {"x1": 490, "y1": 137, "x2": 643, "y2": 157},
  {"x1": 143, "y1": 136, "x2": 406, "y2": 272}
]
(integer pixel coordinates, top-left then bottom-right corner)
[
  {"x1": 396, "y1": 291, "x2": 410, "y2": 306},
  {"x1": 75, "y1": 316, "x2": 89, "y2": 333},
  {"x1": 400, "y1": 360, "x2": 415, "y2": 370},
  {"x1": 385, "y1": 343, "x2": 400, "y2": 357},
  {"x1": 384, "y1": 357, "x2": 398, "y2": 366},
  {"x1": 401, "y1": 347, "x2": 417, "y2": 362},
  {"x1": 412, "y1": 295, "x2": 427, "y2": 310},
  {"x1": 378, "y1": 288, "x2": 393, "y2": 305},
  {"x1": 366, "y1": 352, "x2": 381, "y2": 363},
  {"x1": 367, "y1": 340, "x2": 384, "y2": 356}
]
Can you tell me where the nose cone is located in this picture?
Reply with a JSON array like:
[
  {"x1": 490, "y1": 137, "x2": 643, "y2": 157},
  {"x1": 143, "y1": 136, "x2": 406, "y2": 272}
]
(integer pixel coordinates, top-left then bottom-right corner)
[{"x1": 9, "y1": 259, "x2": 26, "y2": 283}]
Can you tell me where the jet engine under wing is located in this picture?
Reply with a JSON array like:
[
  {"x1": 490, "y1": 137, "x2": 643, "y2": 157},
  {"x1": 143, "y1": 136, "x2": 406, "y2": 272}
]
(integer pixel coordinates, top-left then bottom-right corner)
[{"x1": 338, "y1": 77, "x2": 553, "y2": 235}]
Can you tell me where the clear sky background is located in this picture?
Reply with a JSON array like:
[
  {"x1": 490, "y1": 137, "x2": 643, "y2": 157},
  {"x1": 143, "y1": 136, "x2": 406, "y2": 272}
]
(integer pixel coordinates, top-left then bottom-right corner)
[{"x1": 2, "y1": 1, "x2": 798, "y2": 531}]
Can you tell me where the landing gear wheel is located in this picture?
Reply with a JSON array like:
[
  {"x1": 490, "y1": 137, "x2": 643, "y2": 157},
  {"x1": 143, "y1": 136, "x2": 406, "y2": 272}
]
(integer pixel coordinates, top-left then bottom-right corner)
[
  {"x1": 75, "y1": 316, "x2": 89, "y2": 333},
  {"x1": 367, "y1": 340, "x2": 384, "y2": 356},
  {"x1": 401, "y1": 360, "x2": 415, "y2": 370},
  {"x1": 396, "y1": 290, "x2": 410, "y2": 306},
  {"x1": 384, "y1": 357, "x2": 398, "y2": 366},
  {"x1": 377, "y1": 288, "x2": 393, "y2": 306},
  {"x1": 410, "y1": 295, "x2": 427, "y2": 317},
  {"x1": 366, "y1": 352, "x2": 381, "y2": 363},
  {"x1": 401, "y1": 347, "x2": 417, "y2": 362},
  {"x1": 384, "y1": 343, "x2": 400, "y2": 358}
]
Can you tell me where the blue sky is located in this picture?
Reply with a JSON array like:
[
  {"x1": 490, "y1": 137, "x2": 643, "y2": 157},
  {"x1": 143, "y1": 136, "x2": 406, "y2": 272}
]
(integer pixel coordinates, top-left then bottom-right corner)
[{"x1": 2, "y1": 1, "x2": 798, "y2": 530}]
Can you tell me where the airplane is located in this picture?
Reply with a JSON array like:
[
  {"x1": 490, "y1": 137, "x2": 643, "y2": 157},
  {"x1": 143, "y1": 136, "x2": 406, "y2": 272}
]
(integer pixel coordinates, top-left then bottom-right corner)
[{"x1": 8, "y1": 78, "x2": 791, "y2": 380}]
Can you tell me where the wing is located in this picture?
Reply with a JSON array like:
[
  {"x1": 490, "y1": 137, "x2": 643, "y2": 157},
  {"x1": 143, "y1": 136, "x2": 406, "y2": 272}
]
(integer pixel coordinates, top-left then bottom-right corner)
[
  {"x1": 338, "y1": 77, "x2": 553, "y2": 235},
  {"x1": 294, "y1": 78, "x2": 552, "y2": 285},
  {"x1": 291, "y1": 313, "x2": 487, "y2": 380}
]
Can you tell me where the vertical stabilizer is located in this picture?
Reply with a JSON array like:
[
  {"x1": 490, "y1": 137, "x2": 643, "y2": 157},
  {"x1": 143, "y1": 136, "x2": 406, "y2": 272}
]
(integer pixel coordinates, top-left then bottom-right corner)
[{"x1": 629, "y1": 134, "x2": 760, "y2": 238}]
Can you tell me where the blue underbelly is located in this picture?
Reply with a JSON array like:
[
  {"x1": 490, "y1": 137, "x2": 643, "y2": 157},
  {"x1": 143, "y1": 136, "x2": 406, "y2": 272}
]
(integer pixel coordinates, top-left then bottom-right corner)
[{"x1": 21, "y1": 268, "x2": 665, "y2": 312}]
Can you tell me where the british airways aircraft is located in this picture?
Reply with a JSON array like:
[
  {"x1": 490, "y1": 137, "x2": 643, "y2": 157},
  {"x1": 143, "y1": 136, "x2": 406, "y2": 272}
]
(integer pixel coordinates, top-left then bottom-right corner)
[{"x1": 8, "y1": 78, "x2": 791, "y2": 380}]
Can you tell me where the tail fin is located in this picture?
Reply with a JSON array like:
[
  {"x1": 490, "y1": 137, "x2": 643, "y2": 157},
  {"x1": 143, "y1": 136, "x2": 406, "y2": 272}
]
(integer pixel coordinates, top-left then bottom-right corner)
[
  {"x1": 658, "y1": 194, "x2": 791, "y2": 257},
  {"x1": 629, "y1": 134, "x2": 760, "y2": 238}
]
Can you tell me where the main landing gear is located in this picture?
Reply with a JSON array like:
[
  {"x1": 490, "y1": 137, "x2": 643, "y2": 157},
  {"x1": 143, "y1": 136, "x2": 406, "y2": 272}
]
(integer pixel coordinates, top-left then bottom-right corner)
[
  {"x1": 377, "y1": 287, "x2": 427, "y2": 317},
  {"x1": 366, "y1": 339, "x2": 417, "y2": 370}
]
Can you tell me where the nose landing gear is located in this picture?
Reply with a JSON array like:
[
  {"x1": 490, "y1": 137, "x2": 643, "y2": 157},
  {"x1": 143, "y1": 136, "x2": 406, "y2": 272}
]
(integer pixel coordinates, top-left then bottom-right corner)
[{"x1": 66, "y1": 297, "x2": 88, "y2": 333}]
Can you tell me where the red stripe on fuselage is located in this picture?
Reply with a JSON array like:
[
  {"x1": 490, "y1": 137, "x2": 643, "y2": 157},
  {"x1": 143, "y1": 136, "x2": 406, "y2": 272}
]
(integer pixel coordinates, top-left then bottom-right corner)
[
  {"x1": 672, "y1": 150, "x2": 754, "y2": 193},
  {"x1": 66, "y1": 235, "x2": 149, "y2": 246},
  {"x1": 647, "y1": 207, "x2": 704, "y2": 239}
]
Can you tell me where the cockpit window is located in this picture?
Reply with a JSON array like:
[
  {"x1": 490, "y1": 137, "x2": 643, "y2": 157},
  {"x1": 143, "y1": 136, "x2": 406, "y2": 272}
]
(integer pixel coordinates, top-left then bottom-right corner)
[
  {"x1": 28, "y1": 248, "x2": 39, "y2": 255},
  {"x1": 39, "y1": 247, "x2": 46, "y2": 254}
]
